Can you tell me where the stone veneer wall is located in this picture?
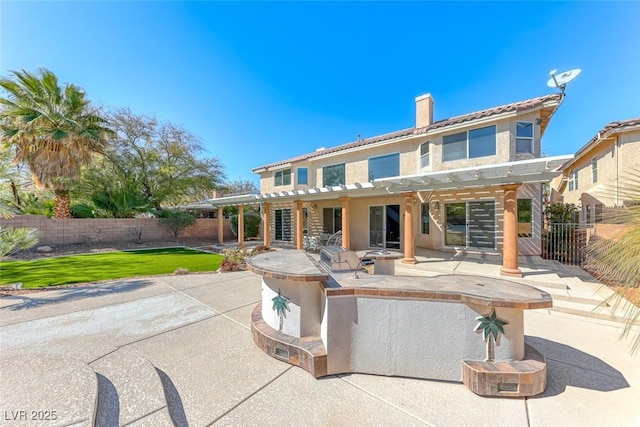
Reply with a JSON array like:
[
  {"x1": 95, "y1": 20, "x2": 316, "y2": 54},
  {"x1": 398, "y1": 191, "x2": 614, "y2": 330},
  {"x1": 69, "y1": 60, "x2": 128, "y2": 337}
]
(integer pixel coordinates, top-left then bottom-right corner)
[{"x1": 0, "y1": 215, "x2": 235, "y2": 246}]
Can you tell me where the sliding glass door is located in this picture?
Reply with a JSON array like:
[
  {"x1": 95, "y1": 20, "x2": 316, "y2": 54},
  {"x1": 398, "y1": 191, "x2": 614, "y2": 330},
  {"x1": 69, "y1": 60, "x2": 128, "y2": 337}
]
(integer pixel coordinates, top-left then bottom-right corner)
[
  {"x1": 369, "y1": 204, "x2": 401, "y2": 249},
  {"x1": 444, "y1": 201, "x2": 495, "y2": 249}
]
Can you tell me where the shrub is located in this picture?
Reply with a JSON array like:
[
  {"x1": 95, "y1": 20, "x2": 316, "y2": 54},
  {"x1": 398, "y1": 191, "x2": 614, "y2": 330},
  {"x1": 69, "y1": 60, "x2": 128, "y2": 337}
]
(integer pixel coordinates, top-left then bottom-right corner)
[
  {"x1": 229, "y1": 210, "x2": 261, "y2": 239},
  {"x1": 544, "y1": 203, "x2": 579, "y2": 224},
  {"x1": 159, "y1": 209, "x2": 196, "y2": 242},
  {"x1": 71, "y1": 203, "x2": 95, "y2": 218},
  {"x1": 250, "y1": 245, "x2": 271, "y2": 256},
  {"x1": 222, "y1": 246, "x2": 248, "y2": 263},
  {"x1": 219, "y1": 259, "x2": 239, "y2": 272}
]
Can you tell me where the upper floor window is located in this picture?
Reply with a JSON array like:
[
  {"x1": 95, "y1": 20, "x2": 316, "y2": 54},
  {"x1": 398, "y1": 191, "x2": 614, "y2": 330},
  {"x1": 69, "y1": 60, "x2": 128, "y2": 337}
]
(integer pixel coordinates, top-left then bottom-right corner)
[
  {"x1": 568, "y1": 171, "x2": 578, "y2": 191},
  {"x1": 420, "y1": 142, "x2": 430, "y2": 168},
  {"x1": 323, "y1": 163, "x2": 345, "y2": 187},
  {"x1": 591, "y1": 158, "x2": 598, "y2": 183},
  {"x1": 516, "y1": 122, "x2": 534, "y2": 154},
  {"x1": 297, "y1": 167, "x2": 308, "y2": 185},
  {"x1": 368, "y1": 153, "x2": 399, "y2": 181},
  {"x1": 274, "y1": 169, "x2": 291, "y2": 186},
  {"x1": 443, "y1": 125, "x2": 496, "y2": 162}
]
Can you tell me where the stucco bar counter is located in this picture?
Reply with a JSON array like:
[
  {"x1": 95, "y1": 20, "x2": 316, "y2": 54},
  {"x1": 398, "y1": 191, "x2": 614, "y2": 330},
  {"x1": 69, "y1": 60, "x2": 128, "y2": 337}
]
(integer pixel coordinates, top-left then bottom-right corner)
[{"x1": 248, "y1": 250, "x2": 553, "y2": 397}]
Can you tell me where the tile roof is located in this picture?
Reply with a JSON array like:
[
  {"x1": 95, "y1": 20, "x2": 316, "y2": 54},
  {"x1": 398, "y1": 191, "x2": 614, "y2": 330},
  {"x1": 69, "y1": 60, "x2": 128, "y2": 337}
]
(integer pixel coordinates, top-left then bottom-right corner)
[
  {"x1": 593, "y1": 117, "x2": 640, "y2": 139},
  {"x1": 561, "y1": 117, "x2": 640, "y2": 171},
  {"x1": 582, "y1": 117, "x2": 640, "y2": 151},
  {"x1": 417, "y1": 93, "x2": 562, "y2": 133},
  {"x1": 253, "y1": 93, "x2": 562, "y2": 172}
]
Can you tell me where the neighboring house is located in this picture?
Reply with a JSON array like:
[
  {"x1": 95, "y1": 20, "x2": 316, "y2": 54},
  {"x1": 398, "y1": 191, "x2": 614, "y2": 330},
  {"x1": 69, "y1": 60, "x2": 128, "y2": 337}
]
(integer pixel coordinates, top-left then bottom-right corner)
[
  {"x1": 551, "y1": 118, "x2": 640, "y2": 225},
  {"x1": 211, "y1": 92, "x2": 573, "y2": 277}
]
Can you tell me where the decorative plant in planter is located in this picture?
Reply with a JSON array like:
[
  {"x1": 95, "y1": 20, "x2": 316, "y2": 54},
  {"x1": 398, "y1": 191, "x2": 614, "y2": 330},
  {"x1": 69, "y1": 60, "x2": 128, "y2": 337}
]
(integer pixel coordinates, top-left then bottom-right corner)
[
  {"x1": 474, "y1": 308, "x2": 508, "y2": 362},
  {"x1": 272, "y1": 289, "x2": 290, "y2": 332}
]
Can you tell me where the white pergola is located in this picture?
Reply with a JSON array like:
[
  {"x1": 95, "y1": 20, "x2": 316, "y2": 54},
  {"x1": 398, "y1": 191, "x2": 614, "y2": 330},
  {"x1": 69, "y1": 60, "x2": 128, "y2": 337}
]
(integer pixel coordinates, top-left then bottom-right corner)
[
  {"x1": 209, "y1": 155, "x2": 572, "y2": 207},
  {"x1": 208, "y1": 155, "x2": 573, "y2": 277}
]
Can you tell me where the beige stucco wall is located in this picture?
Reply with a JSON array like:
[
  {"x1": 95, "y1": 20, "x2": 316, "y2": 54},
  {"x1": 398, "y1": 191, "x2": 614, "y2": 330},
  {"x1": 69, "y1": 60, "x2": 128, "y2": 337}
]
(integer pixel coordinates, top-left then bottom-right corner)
[
  {"x1": 557, "y1": 129, "x2": 640, "y2": 214},
  {"x1": 257, "y1": 112, "x2": 544, "y2": 193}
]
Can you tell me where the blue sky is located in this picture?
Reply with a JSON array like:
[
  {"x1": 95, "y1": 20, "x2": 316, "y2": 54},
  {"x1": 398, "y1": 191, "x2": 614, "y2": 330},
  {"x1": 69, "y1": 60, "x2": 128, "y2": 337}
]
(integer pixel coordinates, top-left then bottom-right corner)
[{"x1": 1, "y1": 1, "x2": 639, "y2": 185}]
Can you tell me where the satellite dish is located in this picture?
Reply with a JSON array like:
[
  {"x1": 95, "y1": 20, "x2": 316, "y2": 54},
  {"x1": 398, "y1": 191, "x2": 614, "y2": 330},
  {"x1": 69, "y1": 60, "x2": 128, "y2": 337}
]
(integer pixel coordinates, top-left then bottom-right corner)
[{"x1": 547, "y1": 68, "x2": 581, "y2": 93}]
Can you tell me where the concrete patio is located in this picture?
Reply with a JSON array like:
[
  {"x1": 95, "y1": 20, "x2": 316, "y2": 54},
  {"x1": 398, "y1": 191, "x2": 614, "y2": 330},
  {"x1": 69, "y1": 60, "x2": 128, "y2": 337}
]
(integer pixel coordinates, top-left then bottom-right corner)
[{"x1": 0, "y1": 253, "x2": 638, "y2": 426}]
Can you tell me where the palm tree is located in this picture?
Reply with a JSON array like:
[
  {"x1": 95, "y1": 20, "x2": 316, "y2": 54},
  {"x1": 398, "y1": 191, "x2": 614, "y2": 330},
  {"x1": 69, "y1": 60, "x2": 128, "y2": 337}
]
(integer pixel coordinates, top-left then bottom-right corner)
[
  {"x1": 272, "y1": 289, "x2": 291, "y2": 331},
  {"x1": 0, "y1": 159, "x2": 38, "y2": 257},
  {"x1": 0, "y1": 68, "x2": 112, "y2": 218},
  {"x1": 585, "y1": 168, "x2": 640, "y2": 354},
  {"x1": 474, "y1": 308, "x2": 509, "y2": 362}
]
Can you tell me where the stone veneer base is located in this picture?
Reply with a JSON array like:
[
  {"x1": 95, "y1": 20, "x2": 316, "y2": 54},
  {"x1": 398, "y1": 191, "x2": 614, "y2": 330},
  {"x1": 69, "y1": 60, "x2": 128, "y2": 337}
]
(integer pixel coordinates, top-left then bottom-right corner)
[
  {"x1": 251, "y1": 303, "x2": 327, "y2": 378},
  {"x1": 462, "y1": 344, "x2": 546, "y2": 397}
]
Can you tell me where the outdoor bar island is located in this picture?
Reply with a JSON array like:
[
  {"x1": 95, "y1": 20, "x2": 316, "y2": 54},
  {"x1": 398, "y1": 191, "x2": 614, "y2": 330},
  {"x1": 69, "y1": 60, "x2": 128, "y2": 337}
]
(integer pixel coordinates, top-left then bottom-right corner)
[{"x1": 248, "y1": 249, "x2": 552, "y2": 397}]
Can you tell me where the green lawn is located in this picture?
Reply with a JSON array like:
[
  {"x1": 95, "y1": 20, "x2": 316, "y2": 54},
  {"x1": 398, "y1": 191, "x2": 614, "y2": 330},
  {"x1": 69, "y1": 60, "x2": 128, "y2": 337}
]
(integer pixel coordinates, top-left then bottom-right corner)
[{"x1": 0, "y1": 248, "x2": 224, "y2": 289}]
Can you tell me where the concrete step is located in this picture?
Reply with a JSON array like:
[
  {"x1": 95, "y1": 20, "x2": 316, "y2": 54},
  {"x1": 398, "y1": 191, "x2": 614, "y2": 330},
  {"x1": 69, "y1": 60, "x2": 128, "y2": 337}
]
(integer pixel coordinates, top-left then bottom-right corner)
[
  {"x1": 91, "y1": 348, "x2": 169, "y2": 426},
  {"x1": 551, "y1": 292, "x2": 606, "y2": 306},
  {"x1": 547, "y1": 298, "x2": 638, "y2": 324},
  {"x1": 0, "y1": 354, "x2": 98, "y2": 426}
]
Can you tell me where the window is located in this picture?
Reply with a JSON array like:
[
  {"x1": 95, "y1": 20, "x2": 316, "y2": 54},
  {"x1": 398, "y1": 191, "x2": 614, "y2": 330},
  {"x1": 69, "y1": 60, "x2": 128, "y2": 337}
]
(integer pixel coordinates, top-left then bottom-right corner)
[
  {"x1": 421, "y1": 203, "x2": 430, "y2": 234},
  {"x1": 322, "y1": 207, "x2": 342, "y2": 234},
  {"x1": 297, "y1": 167, "x2": 308, "y2": 185},
  {"x1": 368, "y1": 153, "x2": 399, "y2": 181},
  {"x1": 516, "y1": 122, "x2": 534, "y2": 154},
  {"x1": 420, "y1": 142, "x2": 430, "y2": 168},
  {"x1": 591, "y1": 158, "x2": 598, "y2": 183},
  {"x1": 274, "y1": 169, "x2": 291, "y2": 186},
  {"x1": 517, "y1": 199, "x2": 532, "y2": 238},
  {"x1": 468, "y1": 125, "x2": 496, "y2": 158},
  {"x1": 322, "y1": 163, "x2": 345, "y2": 187},
  {"x1": 443, "y1": 125, "x2": 496, "y2": 162},
  {"x1": 568, "y1": 171, "x2": 578, "y2": 191},
  {"x1": 443, "y1": 132, "x2": 467, "y2": 161}
]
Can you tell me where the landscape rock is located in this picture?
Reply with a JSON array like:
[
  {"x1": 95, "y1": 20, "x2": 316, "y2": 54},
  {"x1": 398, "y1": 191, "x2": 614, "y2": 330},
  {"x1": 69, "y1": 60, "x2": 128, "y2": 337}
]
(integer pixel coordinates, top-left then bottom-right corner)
[{"x1": 36, "y1": 246, "x2": 54, "y2": 253}]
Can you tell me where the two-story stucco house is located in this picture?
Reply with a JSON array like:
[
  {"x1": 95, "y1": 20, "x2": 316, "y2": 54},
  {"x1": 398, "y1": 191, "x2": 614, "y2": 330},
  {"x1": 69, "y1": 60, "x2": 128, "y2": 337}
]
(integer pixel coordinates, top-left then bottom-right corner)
[
  {"x1": 551, "y1": 118, "x2": 640, "y2": 224},
  {"x1": 211, "y1": 92, "x2": 572, "y2": 277}
]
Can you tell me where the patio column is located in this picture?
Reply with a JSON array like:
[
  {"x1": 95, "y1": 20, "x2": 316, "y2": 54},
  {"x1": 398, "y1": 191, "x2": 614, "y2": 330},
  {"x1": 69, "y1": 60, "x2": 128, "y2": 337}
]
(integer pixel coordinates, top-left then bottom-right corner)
[
  {"x1": 238, "y1": 204, "x2": 245, "y2": 247},
  {"x1": 501, "y1": 184, "x2": 522, "y2": 277},
  {"x1": 263, "y1": 203, "x2": 271, "y2": 247},
  {"x1": 296, "y1": 200, "x2": 304, "y2": 250},
  {"x1": 401, "y1": 192, "x2": 417, "y2": 264},
  {"x1": 340, "y1": 197, "x2": 351, "y2": 249},
  {"x1": 217, "y1": 206, "x2": 224, "y2": 244}
]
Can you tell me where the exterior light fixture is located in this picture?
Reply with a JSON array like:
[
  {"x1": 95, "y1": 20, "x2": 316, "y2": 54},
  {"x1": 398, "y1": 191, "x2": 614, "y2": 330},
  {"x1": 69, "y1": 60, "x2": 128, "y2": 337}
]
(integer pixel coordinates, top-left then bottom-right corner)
[{"x1": 434, "y1": 201, "x2": 440, "y2": 211}]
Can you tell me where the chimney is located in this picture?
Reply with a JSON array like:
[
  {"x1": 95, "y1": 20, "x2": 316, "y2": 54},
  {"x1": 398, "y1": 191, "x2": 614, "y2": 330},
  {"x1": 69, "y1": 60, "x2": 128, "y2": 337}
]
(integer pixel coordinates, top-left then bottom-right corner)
[{"x1": 415, "y1": 93, "x2": 434, "y2": 128}]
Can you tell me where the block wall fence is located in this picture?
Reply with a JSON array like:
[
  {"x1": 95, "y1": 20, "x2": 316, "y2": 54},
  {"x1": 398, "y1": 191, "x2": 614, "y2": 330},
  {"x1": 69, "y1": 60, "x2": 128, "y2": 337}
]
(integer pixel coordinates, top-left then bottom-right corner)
[{"x1": 0, "y1": 215, "x2": 236, "y2": 246}]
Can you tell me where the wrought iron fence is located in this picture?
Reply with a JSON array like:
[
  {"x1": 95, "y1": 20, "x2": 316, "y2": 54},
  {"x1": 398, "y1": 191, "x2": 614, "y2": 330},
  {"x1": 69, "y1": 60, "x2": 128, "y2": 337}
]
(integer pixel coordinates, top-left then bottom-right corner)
[{"x1": 542, "y1": 223, "x2": 596, "y2": 265}]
